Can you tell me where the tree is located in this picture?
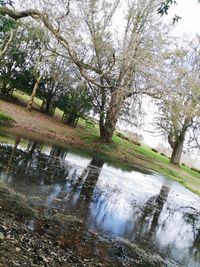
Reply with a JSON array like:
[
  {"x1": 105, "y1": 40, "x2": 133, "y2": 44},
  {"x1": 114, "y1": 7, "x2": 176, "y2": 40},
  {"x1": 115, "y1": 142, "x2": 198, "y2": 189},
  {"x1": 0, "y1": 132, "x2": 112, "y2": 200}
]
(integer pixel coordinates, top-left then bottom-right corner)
[
  {"x1": 0, "y1": 23, "x2": 44, "y2": 97},
  {"x1": 0, "y1": 0, "x2": 168, "y2": 143},
  {"x1": 38, "y1": 58, "x2": 70, "y2": 116},
  {"x1": 155, "y1": 41, "x2": 200, "y2": 165},
  {"x1": 26, "y1": 55, "x2": 43, "y2": 111},
  {"x1": 0, "y1": 14, "x2": 16, "y2": 58},
  {"x1": 70, "y1": 0, "x2": 167, "y2": 142},
  {"x1": 24, "y1": 26, "x2": 50, "y2": 112},
  {"x1": 58, "y1": 82, "x2": 92, "y2": 127}
]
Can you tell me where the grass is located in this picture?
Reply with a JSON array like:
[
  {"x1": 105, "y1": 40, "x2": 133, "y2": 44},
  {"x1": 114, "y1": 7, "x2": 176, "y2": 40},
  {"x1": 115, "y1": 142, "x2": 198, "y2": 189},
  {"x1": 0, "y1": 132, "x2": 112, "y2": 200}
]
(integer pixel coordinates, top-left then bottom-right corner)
[
  {"x1": 1, "y1": 91, "x2": 200, "y2": 196},
  {"x1": 13, "y1": 91, "x2": 43, "y2": 107},
  {"x1": 0, "y1": 111, "x2": 15, "y2": 126},
  {"x1": 0, "y1": 133, "x2": 16, "y2": 145}
]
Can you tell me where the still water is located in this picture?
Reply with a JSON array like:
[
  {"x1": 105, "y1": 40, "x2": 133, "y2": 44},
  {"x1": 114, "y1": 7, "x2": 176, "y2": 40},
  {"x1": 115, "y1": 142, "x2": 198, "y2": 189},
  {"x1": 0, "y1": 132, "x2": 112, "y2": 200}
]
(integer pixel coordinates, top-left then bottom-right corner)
[{"x1": 0, "y1": 136, "x2": 200, "y2": 266}]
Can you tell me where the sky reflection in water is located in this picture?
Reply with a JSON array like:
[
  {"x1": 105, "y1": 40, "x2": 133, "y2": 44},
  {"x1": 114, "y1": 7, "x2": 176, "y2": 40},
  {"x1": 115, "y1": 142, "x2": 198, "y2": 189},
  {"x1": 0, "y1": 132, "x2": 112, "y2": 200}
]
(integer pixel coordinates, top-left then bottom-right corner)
[{"x1": 0, "y1": 139, "x2": 200, "y2": 266}]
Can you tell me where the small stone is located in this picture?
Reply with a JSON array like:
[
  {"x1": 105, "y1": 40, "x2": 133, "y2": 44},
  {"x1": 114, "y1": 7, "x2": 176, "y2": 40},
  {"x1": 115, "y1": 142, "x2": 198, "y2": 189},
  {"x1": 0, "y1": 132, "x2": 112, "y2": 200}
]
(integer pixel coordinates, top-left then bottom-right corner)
[{"x1": 15, "y1": 247, "x2": 21, "y2": 252}]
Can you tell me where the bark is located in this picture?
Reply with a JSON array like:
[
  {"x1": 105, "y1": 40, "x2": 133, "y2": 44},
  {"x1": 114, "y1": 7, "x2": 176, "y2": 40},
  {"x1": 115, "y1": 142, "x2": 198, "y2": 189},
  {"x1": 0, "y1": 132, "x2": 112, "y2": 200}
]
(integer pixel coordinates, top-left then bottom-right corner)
[
  {"x1": 100, "y1": 90, "x2": 125, "y2": 143},
  {"x1": 44, "y1": 100, "x2": 51, "y2": 114},
  {"x1": 0, "y1": 30, "x2": 14, "y2": 59},
  {"x1": 26, "y1": 75, "x2": 42, "y2": 112},
  {"x1": 170, "y1": 133, "x2": 185, "y2": 165},
  {"x1": 170, "y1": 117, "x2": 192, "y2": 165},
  {"x1": 99, "y1": 112, "x2": 105, "y2": 137},
  {"x1": 99, "y1": 88, "x2": 106, "y2": 139}
]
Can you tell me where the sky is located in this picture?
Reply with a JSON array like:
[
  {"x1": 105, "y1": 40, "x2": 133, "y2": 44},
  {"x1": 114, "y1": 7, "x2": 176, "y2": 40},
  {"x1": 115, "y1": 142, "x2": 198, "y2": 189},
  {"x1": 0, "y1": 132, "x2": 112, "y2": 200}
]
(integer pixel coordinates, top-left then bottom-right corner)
[{"x1": 166, "y1": 0, "x2": 200, "y2": 36}]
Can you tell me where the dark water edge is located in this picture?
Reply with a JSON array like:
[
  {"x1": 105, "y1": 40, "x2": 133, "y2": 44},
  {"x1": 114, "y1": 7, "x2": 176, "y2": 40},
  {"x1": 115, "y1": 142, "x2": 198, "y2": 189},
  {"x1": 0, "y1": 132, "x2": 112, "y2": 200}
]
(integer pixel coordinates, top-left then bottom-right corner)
[
  {"x1": 0, "y1": 129, "x2": 152, "y2": 174},
  {"x1": 0, "y1": 134, "x2": 200, "y2": 266}
]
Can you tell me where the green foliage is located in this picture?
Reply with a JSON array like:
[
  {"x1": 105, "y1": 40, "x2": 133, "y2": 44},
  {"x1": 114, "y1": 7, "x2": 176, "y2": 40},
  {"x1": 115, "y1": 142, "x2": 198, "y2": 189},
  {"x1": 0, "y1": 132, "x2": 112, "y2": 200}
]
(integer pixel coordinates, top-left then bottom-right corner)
[
  {"x1": 0, "y1": 24, "x2": 45, "y2": 96},
  {"x1": 157, "y1": 0, "x2": 200, "y2": 23},
  {"x1": 58, "y1": 86, "x2": 92, "y2": 122},
  {"x1": 157, "y1": 0, "x2": 177, "y2": 16},
  {"x1": 0, "y1": 0, "x2": 16, "y2": 38},
  {"x1": 0, "y1": 14, "x2": 16, "y2": 32},
  {"x1": 37, "y1": 60, "x2": 67, "y2": 115}
]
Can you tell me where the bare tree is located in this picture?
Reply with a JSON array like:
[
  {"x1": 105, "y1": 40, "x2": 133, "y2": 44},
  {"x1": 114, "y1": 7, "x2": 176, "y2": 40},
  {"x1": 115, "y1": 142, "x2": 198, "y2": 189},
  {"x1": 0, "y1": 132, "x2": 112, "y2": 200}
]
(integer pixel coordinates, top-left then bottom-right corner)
[
  {"x1": 1, "y1": 0, "x2": 168, "y2": 142},
  {"x1": 155, "y1": 39, "x2": 200, "y2": 164}
]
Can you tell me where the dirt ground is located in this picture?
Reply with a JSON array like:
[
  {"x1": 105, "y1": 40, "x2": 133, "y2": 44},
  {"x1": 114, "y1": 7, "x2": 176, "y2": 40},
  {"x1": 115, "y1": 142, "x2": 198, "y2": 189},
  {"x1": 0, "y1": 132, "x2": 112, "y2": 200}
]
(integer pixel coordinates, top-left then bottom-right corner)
[{"x1": 0, "y1": 99, "x2": 84, "y2": 146}]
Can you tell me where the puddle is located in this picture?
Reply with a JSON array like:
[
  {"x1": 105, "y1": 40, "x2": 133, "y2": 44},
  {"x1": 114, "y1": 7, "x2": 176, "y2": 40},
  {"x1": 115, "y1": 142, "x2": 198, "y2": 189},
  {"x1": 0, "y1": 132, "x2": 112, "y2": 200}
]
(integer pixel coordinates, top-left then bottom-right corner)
[{"x1": 0, "y1": 136, "x2": 200, "y2": 266}]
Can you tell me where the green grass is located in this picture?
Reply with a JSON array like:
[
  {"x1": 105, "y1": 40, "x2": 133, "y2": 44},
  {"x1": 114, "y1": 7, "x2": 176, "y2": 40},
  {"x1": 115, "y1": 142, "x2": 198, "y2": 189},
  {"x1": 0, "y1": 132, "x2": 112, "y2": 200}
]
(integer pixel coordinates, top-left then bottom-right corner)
[
  {"x1": 0, "y1": 133, "x2": 16, "y2": 145},
  {"x1": 0, "y1": 133, "x2": 28, "y2": 148},
  {"x1": 14, "y1": 91, "x2": 65, "y2": 120},
  {"x1": 13, "y1": 91, "x2": 43, "y2": 107},
  {"x1": 54, "y1": 107, "x2": 64, "y2": 118},
  {"x1": 0, "y1": 111, "x2": 15, "y2": 126}
]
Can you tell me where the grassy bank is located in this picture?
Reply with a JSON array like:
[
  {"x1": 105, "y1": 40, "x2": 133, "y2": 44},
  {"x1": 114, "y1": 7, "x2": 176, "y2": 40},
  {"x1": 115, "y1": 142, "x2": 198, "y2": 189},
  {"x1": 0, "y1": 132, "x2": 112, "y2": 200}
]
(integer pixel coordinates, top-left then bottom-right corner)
[{"x1": 0, "y1": 95, "x2": 200, "y2": 196}]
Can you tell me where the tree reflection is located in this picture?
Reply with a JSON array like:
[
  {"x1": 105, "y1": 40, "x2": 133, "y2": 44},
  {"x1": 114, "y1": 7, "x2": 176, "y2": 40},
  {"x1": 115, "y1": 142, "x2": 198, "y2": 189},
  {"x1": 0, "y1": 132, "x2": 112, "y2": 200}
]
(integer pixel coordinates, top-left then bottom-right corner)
[
  {"x1": 183, "y1": 208, "x2": 200, "y2": 249},
  {"x1": 0, "y1": 141, "x2": 69, "y2": 185},
  {"x1": 6, "y1": 135, "x2": 21, "y2": 172},
  {"x1": 50, "y1": 144, "x2": 67, "y2": 160},
  {"x1": 73, "y1": 158, "x2": 104, "y2": 219},
  {"x1": 133, "y1": 184, "x2": 170, "y2": 243}
]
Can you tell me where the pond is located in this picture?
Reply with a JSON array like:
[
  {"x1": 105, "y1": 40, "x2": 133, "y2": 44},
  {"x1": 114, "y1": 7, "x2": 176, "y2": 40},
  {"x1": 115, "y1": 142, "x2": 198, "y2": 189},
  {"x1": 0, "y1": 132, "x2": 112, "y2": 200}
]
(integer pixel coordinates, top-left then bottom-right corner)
[{"x1": 0, "y1": 135, "x2": 200, "y2": 266}]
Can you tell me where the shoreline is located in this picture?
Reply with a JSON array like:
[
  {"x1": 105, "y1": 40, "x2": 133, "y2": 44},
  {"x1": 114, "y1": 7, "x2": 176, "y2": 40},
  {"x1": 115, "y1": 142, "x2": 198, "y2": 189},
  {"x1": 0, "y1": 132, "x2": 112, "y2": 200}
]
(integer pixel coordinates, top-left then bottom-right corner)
[{"x1": 1, "y1": 98, "x2": 200, "y2": 196}]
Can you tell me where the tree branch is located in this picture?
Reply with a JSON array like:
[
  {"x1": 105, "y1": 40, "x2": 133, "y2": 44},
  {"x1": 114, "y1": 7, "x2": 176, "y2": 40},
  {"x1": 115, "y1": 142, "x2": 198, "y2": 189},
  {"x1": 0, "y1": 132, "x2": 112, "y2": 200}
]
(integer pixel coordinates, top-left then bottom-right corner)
[{"x1": 0, "y1": 29, "x2": 14, "y2": 58}]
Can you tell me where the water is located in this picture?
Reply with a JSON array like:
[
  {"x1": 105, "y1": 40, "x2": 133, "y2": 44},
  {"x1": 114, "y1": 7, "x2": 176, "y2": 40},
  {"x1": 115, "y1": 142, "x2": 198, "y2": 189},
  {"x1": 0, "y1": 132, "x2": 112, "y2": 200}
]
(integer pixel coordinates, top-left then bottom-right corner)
[{"x1": 0, "y1": 136, "x2": 200, "y2": 266}]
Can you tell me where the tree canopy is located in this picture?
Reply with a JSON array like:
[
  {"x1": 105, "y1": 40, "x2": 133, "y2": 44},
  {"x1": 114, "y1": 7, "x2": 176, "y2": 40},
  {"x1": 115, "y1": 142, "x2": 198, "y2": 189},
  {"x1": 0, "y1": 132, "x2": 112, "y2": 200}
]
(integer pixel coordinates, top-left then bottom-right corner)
[{"x1": 1, "y1": 0, "x2": 200, "y2": 164}]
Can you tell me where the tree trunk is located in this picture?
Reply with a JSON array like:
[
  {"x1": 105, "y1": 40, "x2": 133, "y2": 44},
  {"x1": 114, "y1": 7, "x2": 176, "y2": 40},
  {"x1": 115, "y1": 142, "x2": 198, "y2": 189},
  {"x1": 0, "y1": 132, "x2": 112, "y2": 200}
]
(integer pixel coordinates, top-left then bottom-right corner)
[
  {"x1": 100, "y1": 90, "x2": 125, "y2": 143},
  {"x1": 170, "y1": 133, "x2": 185, "y2": 165},
  {"x1": 26, "y1": 76, "x2": 42, "y2": 112},
  {"x1": 99, "y1": 111, "x2": 105, "y2": 138},
  {"x1": 0, "y1": 31, "x2": 14, "y2": 59},
  {"x1": 1, "y1": 83, "x2": 8, "y2": 96},
  {"x1": 44, "y1": 100, "x2": 51, "y2": 114}
]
